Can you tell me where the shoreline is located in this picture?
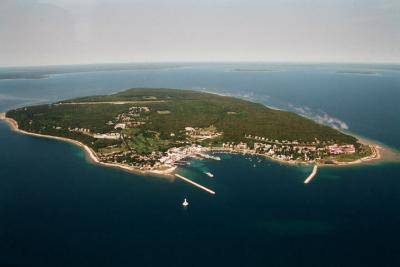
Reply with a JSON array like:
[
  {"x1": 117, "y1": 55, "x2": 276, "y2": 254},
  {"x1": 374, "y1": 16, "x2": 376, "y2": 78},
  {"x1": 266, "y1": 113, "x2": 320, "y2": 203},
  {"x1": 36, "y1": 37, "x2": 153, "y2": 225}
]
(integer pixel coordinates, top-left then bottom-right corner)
[
  {"x1": 1, "y1": 112, "x2": 396, "y2": 178},
  {"x1": 208, "y1": 139, "x2": 392, "y2": 167},
  {"x1": 0, "y1": 113, "x2": 176, "y2": 178}
]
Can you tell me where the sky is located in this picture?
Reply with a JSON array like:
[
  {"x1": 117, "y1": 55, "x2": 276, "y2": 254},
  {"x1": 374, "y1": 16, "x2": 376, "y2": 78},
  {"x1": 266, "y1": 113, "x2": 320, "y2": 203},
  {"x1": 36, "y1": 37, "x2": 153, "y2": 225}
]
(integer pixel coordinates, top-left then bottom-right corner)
[{"x1": 0, "y1": 0, "x2": 399, "y2": 66}]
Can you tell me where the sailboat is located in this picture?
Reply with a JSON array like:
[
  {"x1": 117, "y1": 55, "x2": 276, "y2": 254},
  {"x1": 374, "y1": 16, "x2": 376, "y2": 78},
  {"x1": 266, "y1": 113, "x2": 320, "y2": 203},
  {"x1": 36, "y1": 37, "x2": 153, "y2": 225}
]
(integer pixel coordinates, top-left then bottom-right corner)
[{"x1": 182, "y1": 198, "x2": 189, "y2": 207}]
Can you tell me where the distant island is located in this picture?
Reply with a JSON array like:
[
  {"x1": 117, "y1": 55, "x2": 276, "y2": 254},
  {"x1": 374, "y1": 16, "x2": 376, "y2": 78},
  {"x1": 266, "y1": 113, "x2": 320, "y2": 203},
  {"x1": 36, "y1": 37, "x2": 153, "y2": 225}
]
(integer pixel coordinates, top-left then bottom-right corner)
[
  {"x1": 2, "y1": 88, "x2": 379, "y2": 176},
  {"x1": 233, "y1": 68, "x2": 282, "y2": 72},
  {"x1": 336, "y1": 70, "x2": 378, "y2": 75},
  {"x1": 0, "y1": 73, "x2": 48, "y2": 80}
]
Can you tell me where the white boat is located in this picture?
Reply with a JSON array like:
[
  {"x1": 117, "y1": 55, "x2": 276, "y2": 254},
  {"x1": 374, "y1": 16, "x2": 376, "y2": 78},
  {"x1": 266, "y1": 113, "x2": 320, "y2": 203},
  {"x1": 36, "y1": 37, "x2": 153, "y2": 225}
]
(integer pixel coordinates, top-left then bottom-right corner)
[
  {"x1": 205, "y1": 172, "x2": 214, "y2": 178},
  {"x1": 182, "y1": 198, "x2": 189, "y2": 207}
]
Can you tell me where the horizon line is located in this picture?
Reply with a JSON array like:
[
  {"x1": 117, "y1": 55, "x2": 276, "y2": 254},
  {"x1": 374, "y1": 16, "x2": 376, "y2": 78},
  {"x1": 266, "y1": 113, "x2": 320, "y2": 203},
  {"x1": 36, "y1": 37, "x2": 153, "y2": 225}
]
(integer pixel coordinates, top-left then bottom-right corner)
[{"x1": 1, "y1": 60, "x2": 400, "y2": 69}]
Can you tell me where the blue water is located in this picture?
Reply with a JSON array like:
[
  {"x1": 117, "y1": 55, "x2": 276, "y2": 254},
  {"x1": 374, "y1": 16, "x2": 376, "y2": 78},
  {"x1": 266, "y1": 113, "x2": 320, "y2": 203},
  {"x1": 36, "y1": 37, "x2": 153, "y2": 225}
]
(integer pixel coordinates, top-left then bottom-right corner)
[{"x1": 0, "y1": 63, "x2": 400, "y2": 266}]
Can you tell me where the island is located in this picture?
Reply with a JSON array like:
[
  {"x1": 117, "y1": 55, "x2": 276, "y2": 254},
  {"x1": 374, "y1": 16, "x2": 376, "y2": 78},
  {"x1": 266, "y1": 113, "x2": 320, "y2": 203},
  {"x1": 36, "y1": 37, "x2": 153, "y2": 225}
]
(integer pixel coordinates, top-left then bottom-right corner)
[
  {"x1": 2, "y1": 88, "x2": 379, "y2": 176},
  {"x1": 0, "y1": 73, "x2": 48, "y2": 80},
  {"x1": 233, "y1": 68, "x2": 282, "y2": 72},
  {"x1": 336, "y1": 70, "x2": 378, "y2": 75}
]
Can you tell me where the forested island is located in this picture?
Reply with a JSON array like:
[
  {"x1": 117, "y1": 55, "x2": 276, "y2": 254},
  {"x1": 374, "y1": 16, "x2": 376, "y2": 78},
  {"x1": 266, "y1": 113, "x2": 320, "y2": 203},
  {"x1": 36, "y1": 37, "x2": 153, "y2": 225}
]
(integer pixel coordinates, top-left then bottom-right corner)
[{"x1": 4, "y1": 88, "x2": 376, "y2": 174}]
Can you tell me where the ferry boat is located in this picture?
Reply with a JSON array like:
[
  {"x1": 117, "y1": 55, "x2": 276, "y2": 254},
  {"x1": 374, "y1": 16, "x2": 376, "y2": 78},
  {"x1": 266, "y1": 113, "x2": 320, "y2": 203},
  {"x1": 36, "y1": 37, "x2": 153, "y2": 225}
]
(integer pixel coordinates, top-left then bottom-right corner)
[
  {"x1": 205, "y1": 172, "x2": 214, "y2": 178},
  {"x1": 182, "y1": 198, "x2": 189, "y2": 207}
]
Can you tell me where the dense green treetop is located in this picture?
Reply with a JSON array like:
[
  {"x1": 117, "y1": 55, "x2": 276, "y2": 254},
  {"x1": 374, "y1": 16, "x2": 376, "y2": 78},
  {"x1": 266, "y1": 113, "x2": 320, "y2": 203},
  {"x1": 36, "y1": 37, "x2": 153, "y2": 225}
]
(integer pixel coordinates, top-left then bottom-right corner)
[{"x1": 7, "y1": 88, "x2": 357, "y2": 150}]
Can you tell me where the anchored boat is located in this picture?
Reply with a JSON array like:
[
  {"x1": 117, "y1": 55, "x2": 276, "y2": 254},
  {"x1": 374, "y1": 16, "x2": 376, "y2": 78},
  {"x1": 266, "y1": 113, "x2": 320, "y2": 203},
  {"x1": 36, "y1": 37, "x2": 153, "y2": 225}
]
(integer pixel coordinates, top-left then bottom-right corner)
[{"x1": 205, "y1": 172, "x2": 214, "y2": 178}]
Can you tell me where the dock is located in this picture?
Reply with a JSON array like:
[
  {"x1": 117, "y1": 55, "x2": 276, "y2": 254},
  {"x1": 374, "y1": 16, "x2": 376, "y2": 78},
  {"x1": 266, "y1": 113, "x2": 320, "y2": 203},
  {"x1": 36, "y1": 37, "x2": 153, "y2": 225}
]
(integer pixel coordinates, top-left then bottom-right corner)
[
  {"x1": 175, "y1": 174, "x2": 216, "y2": 195},
  {"x1": 304, "y1": 165, "x2": 318, "y2": 184}
]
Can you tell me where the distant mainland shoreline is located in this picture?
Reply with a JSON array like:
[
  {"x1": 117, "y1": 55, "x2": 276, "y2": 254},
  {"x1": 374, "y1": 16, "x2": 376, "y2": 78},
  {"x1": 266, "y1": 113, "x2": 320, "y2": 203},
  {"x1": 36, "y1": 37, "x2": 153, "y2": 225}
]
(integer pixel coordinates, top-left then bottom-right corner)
[{"x1": 336, "y1": 70, "x2": 379, "y2": 75}]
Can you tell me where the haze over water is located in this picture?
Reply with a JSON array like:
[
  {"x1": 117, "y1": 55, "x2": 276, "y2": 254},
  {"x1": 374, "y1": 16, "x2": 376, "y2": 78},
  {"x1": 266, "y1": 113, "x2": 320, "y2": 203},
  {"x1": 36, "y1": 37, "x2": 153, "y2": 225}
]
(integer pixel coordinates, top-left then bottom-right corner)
[{"x1": 1, "y1": 63, "x2": 400, "y2": 266}]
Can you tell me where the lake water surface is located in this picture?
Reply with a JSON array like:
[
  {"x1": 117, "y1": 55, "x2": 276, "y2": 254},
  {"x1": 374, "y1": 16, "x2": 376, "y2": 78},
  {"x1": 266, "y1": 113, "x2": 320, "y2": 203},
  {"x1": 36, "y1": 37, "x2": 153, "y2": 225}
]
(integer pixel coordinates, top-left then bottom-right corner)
[{"x1": 1, "y1": 63, "x2": 399, "y2": 266}]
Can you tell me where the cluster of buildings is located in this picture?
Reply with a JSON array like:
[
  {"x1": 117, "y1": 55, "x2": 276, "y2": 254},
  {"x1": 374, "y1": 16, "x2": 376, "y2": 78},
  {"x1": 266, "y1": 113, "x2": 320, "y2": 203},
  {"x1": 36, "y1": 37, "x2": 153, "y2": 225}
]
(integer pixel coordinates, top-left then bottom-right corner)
[
  {"x1": 245, "y1": 134, "x2": 322, "y2": 146},
  {"x1": 185, "y1": 125, "x2": 222, "y2": 141},
  {"x1": 93, "y1": 123, "x2": 225, "y2": 170},
  {"x1": 67, "y1": 127, "x2": 91, "y2": 135},
  {"x1": 51, "y1": 111, "x2": 359, "y2": 168},
  {"x1": 93, "y1": 133, "x2": 121, "y2": 140},
  {"x1": 108, "y1": 106, "x2": 150, "y2": 129},
  {"x1": 327, "y1": 144, "x2": 356, "y2": 155},
  {"x1": 50, "y1": 105, "x2": 359, "y2": 169},
  {"x1": 52, "y1": 126, "x2": 95, "y2": 137},
  {"x1": 99, "y1": 148, "x2": 165, "y2": 170},
  {"x1": 53, "y1": 125, "x2": 122, "y2": 140},
  {"x1": 98, "y1": 144, "x2": 220, "y2": 171},
  {"x1": 221, "y1": 138, "x2": 357, "y2": 163},
  {"x1": 221, "y1": 142, "x2": 303, "y2": 161},
  {"x1": 159, "y1": 145, "x2": 220, "y2": 166}
]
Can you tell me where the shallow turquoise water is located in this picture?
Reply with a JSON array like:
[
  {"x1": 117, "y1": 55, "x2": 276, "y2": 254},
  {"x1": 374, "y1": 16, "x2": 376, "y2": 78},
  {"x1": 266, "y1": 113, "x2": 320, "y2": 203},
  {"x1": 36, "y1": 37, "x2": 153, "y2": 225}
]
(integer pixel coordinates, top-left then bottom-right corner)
[{"x1": 0, "y1": 63, "x2": 400, "y2": 266}]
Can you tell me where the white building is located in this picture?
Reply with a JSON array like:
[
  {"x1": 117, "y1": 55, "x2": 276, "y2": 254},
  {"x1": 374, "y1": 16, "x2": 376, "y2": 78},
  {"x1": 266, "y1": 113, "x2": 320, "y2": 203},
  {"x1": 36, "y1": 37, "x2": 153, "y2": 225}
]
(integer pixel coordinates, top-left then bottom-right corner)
[
  {"x1": 114, "y1": 123, "x2": 126, "y2": 129},
  {"x1": 93, "y1": 133, "x2": 121, "y2": 140}
]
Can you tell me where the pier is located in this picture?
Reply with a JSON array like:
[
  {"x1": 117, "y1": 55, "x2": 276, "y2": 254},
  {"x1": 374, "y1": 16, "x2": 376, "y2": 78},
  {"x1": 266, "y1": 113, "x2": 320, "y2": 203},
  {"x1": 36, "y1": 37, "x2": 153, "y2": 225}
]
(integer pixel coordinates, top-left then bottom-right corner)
[
  {"x1": 175, "y1": 174, "x2": 216, "y2": 195},
  {"x1": 304, "y1": 165, "x2": 318, "y2": 184}
]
